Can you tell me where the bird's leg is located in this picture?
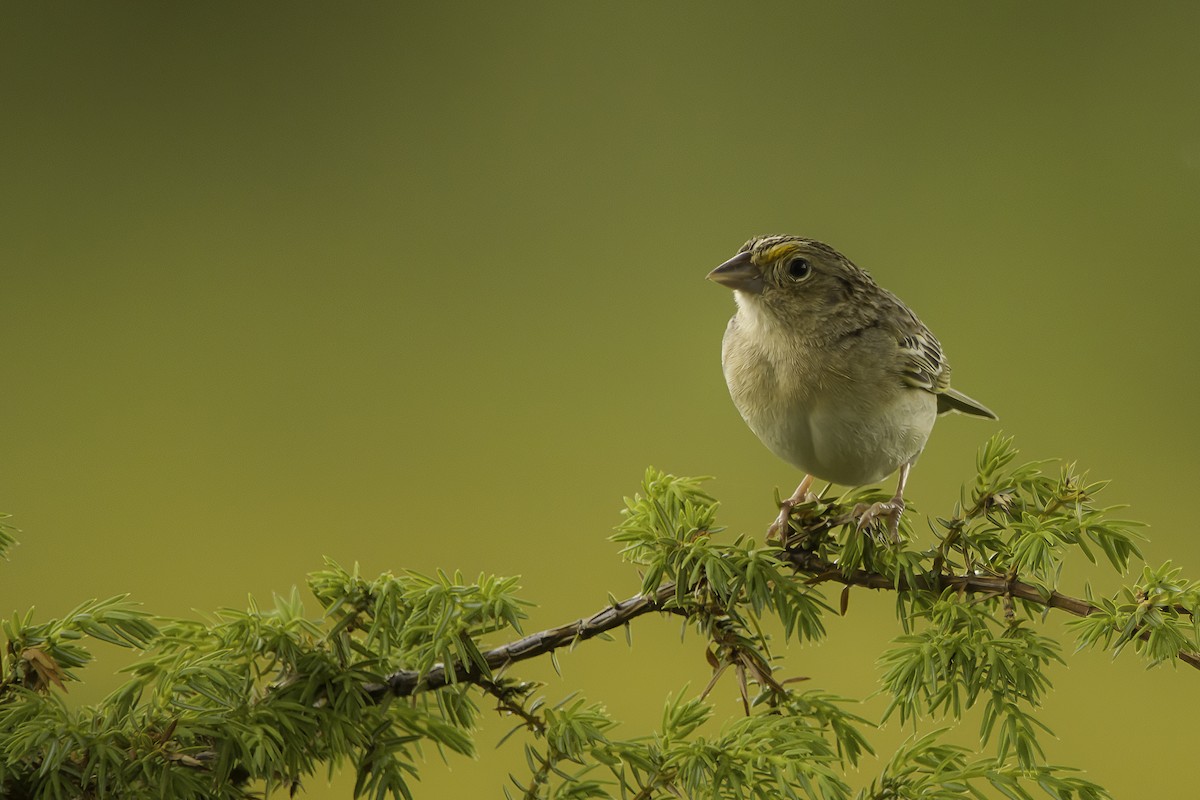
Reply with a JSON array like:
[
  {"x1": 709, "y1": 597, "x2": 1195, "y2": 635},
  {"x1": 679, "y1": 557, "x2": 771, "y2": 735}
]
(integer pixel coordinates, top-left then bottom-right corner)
[
  {"x1": 855, "y1": 461, "x2": 911, "y2": 543},
  {"x1": 768, "y1": 474, "x2": 815, "y2": 543}
]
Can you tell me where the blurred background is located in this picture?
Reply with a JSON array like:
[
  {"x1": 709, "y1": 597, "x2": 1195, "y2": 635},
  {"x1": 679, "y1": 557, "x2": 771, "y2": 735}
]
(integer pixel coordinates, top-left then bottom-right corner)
[{"x1": 3, "y1": 2, "x2": 1199, "y2": 797}]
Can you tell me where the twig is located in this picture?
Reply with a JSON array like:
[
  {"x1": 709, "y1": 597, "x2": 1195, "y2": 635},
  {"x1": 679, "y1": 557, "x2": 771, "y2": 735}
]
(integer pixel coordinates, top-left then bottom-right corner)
[{"x1": 478, "y1": 679, "x2": 546, "y2": 736}]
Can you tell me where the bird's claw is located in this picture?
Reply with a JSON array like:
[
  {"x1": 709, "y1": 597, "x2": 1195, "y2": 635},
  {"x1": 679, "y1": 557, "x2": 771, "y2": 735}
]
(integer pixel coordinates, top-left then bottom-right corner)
[
  {"x1": 767, "y1": 505, "x2": 799, "y2": 543},
  {"x1": 853, "y1": 498, "x2": 905, "y2": 543},
  {"x1": 768, "y1": 475, "x2": 815, "y2": 544}
]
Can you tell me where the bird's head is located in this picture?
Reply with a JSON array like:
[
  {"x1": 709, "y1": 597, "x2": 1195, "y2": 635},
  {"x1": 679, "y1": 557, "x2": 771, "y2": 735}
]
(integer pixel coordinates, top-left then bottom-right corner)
[{"x1": 707, "y1": 234, "x2": 876, "y2": 330}]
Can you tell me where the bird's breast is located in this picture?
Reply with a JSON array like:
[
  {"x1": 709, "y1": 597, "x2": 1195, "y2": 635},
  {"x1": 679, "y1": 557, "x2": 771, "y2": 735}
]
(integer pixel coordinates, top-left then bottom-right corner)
[{"x1": 721, "y1": 314, "x2": 936, "y2": 485}]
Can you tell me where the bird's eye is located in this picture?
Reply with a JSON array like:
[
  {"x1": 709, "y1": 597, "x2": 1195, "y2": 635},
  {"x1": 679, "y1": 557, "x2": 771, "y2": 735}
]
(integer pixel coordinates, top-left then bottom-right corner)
[{"x1": 787, "y1": 257, "x2": 811, "y2": 280}]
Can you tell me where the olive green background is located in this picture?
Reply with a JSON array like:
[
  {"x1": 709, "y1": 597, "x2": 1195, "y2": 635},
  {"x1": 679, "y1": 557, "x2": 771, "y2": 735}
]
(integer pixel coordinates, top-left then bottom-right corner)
[{"x1": 4, "y1": 3, "x2": 1199, "y2": 798}]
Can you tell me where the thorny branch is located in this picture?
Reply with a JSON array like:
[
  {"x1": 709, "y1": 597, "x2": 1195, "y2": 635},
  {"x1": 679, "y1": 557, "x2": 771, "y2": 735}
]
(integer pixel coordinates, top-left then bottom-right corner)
[
  {"x1": 369, "y1": 527, "x2": 1200, "y2": 704},
  {"x1": 780, "y1": 549, "x2": 1200, "y2": 670},
  {"x1": 365, "y1": 582, "x2": 681, "y2": 701}
]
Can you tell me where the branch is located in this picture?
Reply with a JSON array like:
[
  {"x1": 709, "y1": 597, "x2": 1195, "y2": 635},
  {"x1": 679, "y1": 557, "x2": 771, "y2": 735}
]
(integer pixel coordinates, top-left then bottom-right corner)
[
  {"x1": 366, "y1": 582, "x2": 680, "y2": 700},
  {"x1": 369, "y1": 540, "x2": 1199, "y2": 702},
  {"x1": 783, "y1": 548, "x2": 1200, "y2": 670}
]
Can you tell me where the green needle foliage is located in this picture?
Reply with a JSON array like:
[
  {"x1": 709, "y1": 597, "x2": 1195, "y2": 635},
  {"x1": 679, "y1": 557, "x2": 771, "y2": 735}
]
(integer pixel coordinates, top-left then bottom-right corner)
[
  {"x1": 1, "y1": 435, "x2": 1194, "y2": 799},
  {"x1": 0, "y1": 513, "x2": 17, "y2": 561}
]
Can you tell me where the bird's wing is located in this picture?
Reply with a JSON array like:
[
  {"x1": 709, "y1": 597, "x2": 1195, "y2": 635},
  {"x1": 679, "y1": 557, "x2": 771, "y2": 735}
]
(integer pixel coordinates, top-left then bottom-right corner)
[
  {"x1": 896, "y1": 323, "x2": 951, "y2": 394},
  {"x1": 894, "y1": 312, "x2": 998, "y2": 419}
]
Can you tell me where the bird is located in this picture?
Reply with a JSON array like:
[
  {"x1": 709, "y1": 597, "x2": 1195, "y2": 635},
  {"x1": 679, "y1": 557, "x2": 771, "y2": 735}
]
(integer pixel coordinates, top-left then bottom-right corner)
[{"x1": 707, "y1": 234, "x2": 996, "y2": 542}]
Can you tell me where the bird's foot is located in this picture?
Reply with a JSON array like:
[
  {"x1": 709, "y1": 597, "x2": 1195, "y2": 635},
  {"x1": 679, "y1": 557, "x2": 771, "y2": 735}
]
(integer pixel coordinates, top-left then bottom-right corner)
[
  {"x1": 853, "y1": 497, "x2": 905, "y2": 543},
  {"x1": 768, "y1": 475, "x2": 815, "y2": 544}
]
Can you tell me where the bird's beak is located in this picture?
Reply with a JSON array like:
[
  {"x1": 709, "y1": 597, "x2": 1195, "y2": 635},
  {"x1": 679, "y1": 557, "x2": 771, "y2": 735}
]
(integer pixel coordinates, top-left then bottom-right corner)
[{"x1": 706, "y1": 251, "x2": 764, "y2": 294}]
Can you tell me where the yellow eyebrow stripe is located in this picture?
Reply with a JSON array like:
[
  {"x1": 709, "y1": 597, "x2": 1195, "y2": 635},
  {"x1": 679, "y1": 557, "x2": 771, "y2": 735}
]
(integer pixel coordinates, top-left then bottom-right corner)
[{"x1": 761, "y1": 242, "x2": 801, "y2": 264}]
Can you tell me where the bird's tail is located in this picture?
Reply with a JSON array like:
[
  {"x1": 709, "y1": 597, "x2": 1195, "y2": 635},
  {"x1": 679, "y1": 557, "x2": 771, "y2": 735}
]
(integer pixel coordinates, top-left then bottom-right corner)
[{"x1": 937, "y1": 388, "x2": 998, "y2": 420}]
